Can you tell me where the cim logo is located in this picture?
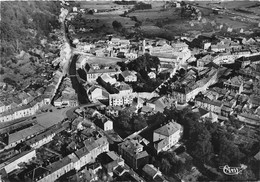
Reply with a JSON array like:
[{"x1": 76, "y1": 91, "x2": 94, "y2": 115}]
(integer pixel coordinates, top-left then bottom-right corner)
[{"x1": 219, "y1": 165, "x2": 246, "y2": 175}]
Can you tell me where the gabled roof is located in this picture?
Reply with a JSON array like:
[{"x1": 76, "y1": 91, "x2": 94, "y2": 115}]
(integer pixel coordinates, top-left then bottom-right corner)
[
  {"x1": 154, "y1": 121, "x2": 182, "y2": 137},
  {"x1": 142, "y1": 164, "x2": 158, "y2": 178},
  {"x1": 8, "y1": 124, "x2": 45, "y2": 144},
  {"x1": 254, "y1": 151, "x2": 260, "y2": 160},
  {"x1": 120, "y1": 70, "x2": 135, "y2": 78},
  {"x1": 26, "y1": 167, "x2": 50, "y2": 181},
  {"x1": 74, "y1": 146, "x2": 90, "y2": 159},
  {"x1": 47, "y1": 156, "x2": 72, "y2": 173}
]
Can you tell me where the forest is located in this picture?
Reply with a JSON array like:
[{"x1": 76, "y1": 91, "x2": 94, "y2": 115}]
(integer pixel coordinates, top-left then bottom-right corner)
[{"x1": 0, "y1": 1, "x2": 61, "y2": 62}]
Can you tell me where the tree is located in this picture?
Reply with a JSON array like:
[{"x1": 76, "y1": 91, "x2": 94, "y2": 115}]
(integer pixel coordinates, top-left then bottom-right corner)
[
  {"x1": 189, "y1": 123, "x2": 213, "y2": 164},
  {"x1": 131, "y1": 114, "x2": 147, "y2": 131},
  {"x1": 135, "y1": 22, "x2": 142, "y2": 27},
  {"x1": 161, "y1": 158, "x2": 171, "y2": 174},
  {"x1": 217, "y1": 136, "x2": 244, "y2": 166},
  {"x1": 112, "y1": 20, "x2": 122, "y2": 30},
  {"x1": 0, "y1": 68, "x2": 4, "y2": 75}
]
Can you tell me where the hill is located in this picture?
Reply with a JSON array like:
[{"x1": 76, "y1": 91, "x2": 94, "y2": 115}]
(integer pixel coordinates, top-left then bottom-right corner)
[{"x1": 0, "y1": 1, "x2": 61, "y2": 62}]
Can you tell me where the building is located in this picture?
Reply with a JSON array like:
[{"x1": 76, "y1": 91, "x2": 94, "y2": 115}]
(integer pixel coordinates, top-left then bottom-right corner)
[
  {"x1": 194, "y1": 107, "x2": 219, "y2": 123},
  {"x1": 86, "y1": 68, "x2": 121, "y2": 82},
  {"x1": 224, "y1": 76, "x2": 244, "y2": 93},
  {"x1": 99, "y1": 73, "x2": 117, "y2": 85},
  {"x1": 211, "y1": 44, "x2": 228, "y2": 52},
  {"x1": 171, "y1": 69, "x2": 218, "y2": 104},
  {"x1": 105, "y1": 106, "x2": 122, "y2": 117},
  {"x1": 197, "y1": 55, "x2": 213, "y2": 67},
  {"x1": 142, "y1": 164, "x2": 168, "y2": 182},
  {"x1": 6, "y1": 123, "x2": 45, "y2": 149},
  {"x1": 109, "y1": 92, "x2": 136, "y2": 106},
  {"x1": 119, "y1": 70, "x2": 137, "y2": 82},
  {"x1": 0, "y1": 96, "x2": 46, "y2": 123},
  {"x1": 237, "y1": 113, "x2": 260, "y2": 126},
  {"x1": 0, "y1": 150, "x2": 36, "y2": 174},
  {"x1": 118, "y1": 137, "x2": 149, "y2": 170},
  {"x1": 195, "y1": 98, "x2": 223, "y2": 114},
  {"x1": 88, "y1": 85, "x2": 109, "y2": 101},
  {"x1": 93, "y1": 113, "x2": 113, "y2": 131},
  {"x1": 25, "y1": 123, "x2": 66, "y2": 149},
  {"x1": 153, "y1": 121, "x2": 183, "y2": 153},
  {"x1": 146, "y1": 96, "x2": 175, "y2": 113}
]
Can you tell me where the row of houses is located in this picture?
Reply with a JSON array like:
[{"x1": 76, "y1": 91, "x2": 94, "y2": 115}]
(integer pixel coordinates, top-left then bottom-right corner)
[
  {"x1": 0, "y1": 96, "x2": 50, "y2": 123},
  {"x1": 0, "y1": 70, "x2": 66, "y2": 123},
  {"x1": 1, "y1": 135, "x2": 109, "y2": 182},
  {"x1": 171, "y1": 68, "x2": 219, "y2": 104}
]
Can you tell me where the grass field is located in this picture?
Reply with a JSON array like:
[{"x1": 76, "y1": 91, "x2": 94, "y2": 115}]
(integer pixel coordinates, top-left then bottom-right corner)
[{"x1": 73, "y1": 1, "x2": 258, "y2": 41}]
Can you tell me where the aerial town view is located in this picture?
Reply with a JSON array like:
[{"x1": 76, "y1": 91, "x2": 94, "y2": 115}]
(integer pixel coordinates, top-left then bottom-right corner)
[{"x1": 0, "y1": 0, "x2": 260, "y2": 181}]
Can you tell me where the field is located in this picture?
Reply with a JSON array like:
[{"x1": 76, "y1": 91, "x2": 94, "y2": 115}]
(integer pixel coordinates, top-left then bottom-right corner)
[
  {"x1": 73, "y1": 1, "x2": 259, "y2": 41},
  {"x1": 79, "y1": 1, "x2": 126, "y2": 10}
]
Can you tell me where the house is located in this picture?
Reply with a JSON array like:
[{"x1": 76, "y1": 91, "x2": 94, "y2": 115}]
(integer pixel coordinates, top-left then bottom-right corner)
[
  {"x1": 175, "y1": 166, "x2": 201, "y2": 182},
  {"x1": 124, "y1": 52, "x2": 138, "y2": 60},
  {"x1": 211, "y1": 44, "x2": 228, "y2": 52},
  {"x1": 99, "y1": 73, "x2": 117, "y2": 85},
  {"x1": 73, "y1": 7, "x2": 78, "y2": 12},
  {"x1": 0, "y1": 101, "x2": 6, "y2": 114},
  {"x1": 0, "y1": 102, "x2": 39, "y2": 123},
  {"x1": 254, "y1": 150, "x2": 260, "y2": 161},
  {"x1": 25, "y1": 123, "x2": 66, "y2": 149},
  {"x1": 86, "y1": 68, "x2": 121, "y2": 82},
  {"x1": 193, "y1": 108, "x2": 219, "y2": 123},
  {"x1": 88, "y1": 85, "x2": 109, "y2": 101},
  {"x1": 18, "y1": 92, "x2": 33, "y2": 105},
  {"x1": 237, "y1": 113, "x2": 260, "y2": 126},
  {"x1": 197, "y1": 55, "x2": 213, "y2": 67},
  {"x1": 153, "y1": 121, "x2": 183, "y2": 153},
  {"x1": 224, "y1": 76, "x2": 244, "y2": 93},
  {"x1": 132, "y1": 97, "x2": 145, "y2": 111},
  {"x1": 148, "y1": 72, "x2": 156, "y2": 79},
  {"x1": 105, "y1": 106, "x2": 122, "y2": 117},
  {"x1": 93, "y1": 114, "x2": 113, "y2": 131},
  {"x1": 6, "y1": 123, "x2": 45, "y2": 149},
  {"x1": 25, "y1": 166, "x2": 51, "y2": 182},
  {"x1": 110, "y1": 38, "x2": 130, "y2": 46},
  {"x1": 116, "y1": 82, "x2": 133, "y2": 94},
  {"x1": 119, "y1": 70, "x2": 137, "y2": 82},
  {"x1": 118, "y1": 137, "x2": 149, "y2": 170},
  {"x1": 221, "y1": 105, "x2": 232, "y2": 117},
  {"x1": 195, "y1": 98, "x2": 223, "y2": 114},
  {"x1": 146, "y1": 96, "x2": 175, "y2": 113},
  {"x1": 249, "y1": 95, "x2": 260, "y2": 108},
  {"x1": 98, "y1": 151, "x2": 125, "y2": 177},
  {"x1": 109, "y1": 92, "x2": 136, "y2": 106},
  {"x1": 142, "y1": 164, "x2": 168, "y2": 182},
  {"x1": 0, "y1": 149, "x2": 36, "y2": 174}
]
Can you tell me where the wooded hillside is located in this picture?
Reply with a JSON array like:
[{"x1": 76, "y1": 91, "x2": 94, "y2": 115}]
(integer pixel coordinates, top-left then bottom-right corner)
[{"x1": 0, "y1": 1, "x2": 61, "y2": 61}]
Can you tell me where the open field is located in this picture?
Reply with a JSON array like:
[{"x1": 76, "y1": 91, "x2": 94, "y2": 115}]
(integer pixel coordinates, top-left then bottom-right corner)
[
  {"x1": 73, "y1": 1, "x2": 259, "y2": 41},
  {"x1": 79, "y1": 1, "x2": 128, "y2": 10},
  {"x1": 128, "y1": 8, "x2": 179, "y2": 23},
  {"x1": 194, "y1": 1, "x2": 258, "y2": 9},
  {"x1": 83, "y1": 14, "x2": 135, "y2": 28}
]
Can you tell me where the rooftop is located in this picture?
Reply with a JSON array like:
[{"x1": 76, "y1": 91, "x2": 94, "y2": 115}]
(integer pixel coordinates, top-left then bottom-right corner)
[
  {"x1": 142, "y1": 164, "x2": 159, "y2": 178},
  {"x1": 8, "y1": 124, "x2": 45, "y2": 144},
  {"x1": 154, "y1": 121, "x2": 182, "y2": 137}
]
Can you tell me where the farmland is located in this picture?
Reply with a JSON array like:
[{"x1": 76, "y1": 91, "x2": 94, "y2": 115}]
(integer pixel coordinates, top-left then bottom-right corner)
[{"x1": 71, "y1": 1, "x2": 260, "y2": 41}]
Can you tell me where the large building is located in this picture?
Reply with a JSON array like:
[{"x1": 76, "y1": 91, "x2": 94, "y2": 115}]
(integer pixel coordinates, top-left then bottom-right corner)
[
  {"x1": 118, "y1": 136, "x2": 149, "y2": 170},
  {"x1": 109, "y1": 92, "x2": 136, "y2": 106},
  {"x1": 153, "y1": 121, "x2": 183, "y2": 153}
]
